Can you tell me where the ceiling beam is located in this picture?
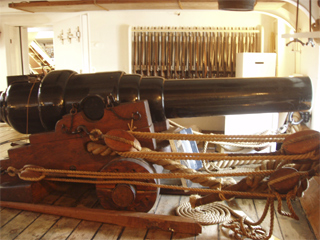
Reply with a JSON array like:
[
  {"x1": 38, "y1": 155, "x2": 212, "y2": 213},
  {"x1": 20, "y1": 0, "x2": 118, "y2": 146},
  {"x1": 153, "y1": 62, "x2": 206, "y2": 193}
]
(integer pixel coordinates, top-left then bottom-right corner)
[{"x1": 9, "y1": 0, "x2": 286, "y2": 13}]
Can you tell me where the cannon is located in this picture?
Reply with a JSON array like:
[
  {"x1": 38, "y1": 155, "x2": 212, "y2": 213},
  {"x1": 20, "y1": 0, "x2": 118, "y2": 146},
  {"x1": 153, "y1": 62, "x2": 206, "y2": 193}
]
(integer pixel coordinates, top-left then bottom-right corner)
[
  {"x1": 0, "y1": 70, "x2": 313, "y2": 213},
  {"x1": 0, "y1": 70, "x2": 312, "y2": 134}
]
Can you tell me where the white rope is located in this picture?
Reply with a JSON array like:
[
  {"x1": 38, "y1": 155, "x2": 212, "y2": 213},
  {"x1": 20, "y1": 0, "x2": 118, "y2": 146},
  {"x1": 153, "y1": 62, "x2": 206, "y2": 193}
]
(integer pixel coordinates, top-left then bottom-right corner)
[{"x1": 176, "y1": 201, "x2": 232, "y2": 225}]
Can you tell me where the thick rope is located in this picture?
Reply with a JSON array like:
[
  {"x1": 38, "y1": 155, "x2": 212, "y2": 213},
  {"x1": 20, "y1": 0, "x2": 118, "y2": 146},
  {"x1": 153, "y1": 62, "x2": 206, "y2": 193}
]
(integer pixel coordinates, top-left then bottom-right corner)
[
  {"x1": 9, "y1": 165, "x2": 311, "y2": 204},
  {"x1": 117, "y1": 150, "x2": 317, "y2": 162},
  {"x1": 131, "y1": 131, "x2": 287, "y2": 143},
  {"x1": 10, "y1": 166, "x2": 277, "y2": 180},
  {"x1": 86, "y1": 135, "x2": 317, "y2": 194},
  {"x1": 8, "y1": 169, "x2": 287, "y2": 199},
  {"x1": 169, "y1": 120, "x2": 281, "y2": 149},
  {"x1": 201, "y1": 141, "x2": 260, "y2": 172},
  {"x1": 104, "y1": 133, "x2": 142, "y2": 151},
  {"x1": 102, "y1": 128, "x2": 314, "y2": 240}
]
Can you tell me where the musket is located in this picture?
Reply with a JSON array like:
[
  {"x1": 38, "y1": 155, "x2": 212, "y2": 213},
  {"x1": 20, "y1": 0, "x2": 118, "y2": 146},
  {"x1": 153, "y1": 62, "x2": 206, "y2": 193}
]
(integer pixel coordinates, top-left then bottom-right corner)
[
  {"x1": 187, "y1": 32, "x2": 193, "y2": 78},
  {"x1": 167, "y1": 31, "x2": 172, "y2": 78},
  {"x1": 146, "y1": 30, "x2": 151, "y2": 76},
  {"x1": 174, "y1": 31, "x2": 179, "y2": 79},
  {"x1": 208, "y1": 31, "x2": 214, "y2": 78},
  {"x1": 195, "y1": 32, "x2": 199, "y2": 78},
  {"x1": 141, "y1": 31, "x2": 145, "y2": 75},
  {"x1": 154, "y1": 31, "x2": 158, "y2": 76},
  {"x1": 161, "y1": 30, "x2": 165, "y2": 77},
  {"x1": 202, "y1": 31, "x2": 207, "y2": 78},
  {"x1": 133, "y1": 30, "x2": 137, "y2": 74},
  {"x1": 181, "y1": 32, "x2": 186, "y2": 79}
]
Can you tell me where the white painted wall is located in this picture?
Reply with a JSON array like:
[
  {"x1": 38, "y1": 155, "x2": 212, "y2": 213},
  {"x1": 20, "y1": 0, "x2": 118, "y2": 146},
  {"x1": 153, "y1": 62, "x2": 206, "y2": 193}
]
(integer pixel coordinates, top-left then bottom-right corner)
[
  {"x1": 53, "y1": 15, "x2": 83, "y2": 72},
  {"x1": 0, "y1": 24, "x2": 28, "y2": 91},
  {"x1": 53, "y1": 14, "x2": 91, "y2": 73},
  {"x1": 275, "y1": 18, "x2": 296, "y2": 77},
  {"x1": 297, "y1": 4, "x2": 320, "y2": 131},
  {"x1": 300, "y1": 37, "x2": 320, "y2": 132},
  {"x1": 0, "y1": 24, "x2": 9, "y2": 91}
]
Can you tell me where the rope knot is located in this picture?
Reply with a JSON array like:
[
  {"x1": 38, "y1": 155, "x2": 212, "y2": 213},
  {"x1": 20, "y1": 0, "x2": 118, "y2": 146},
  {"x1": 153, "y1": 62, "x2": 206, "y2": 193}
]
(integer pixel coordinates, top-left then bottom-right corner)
[{"x1": 104, "y1": 129, "x2": 141, "y2": 152}]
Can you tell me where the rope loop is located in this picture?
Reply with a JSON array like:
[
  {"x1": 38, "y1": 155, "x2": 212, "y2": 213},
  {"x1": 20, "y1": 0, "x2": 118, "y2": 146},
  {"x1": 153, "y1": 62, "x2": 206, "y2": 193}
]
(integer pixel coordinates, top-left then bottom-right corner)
[
  {"x1": 7, "y1": 166, "x2": 19, "y2": 177},
  {"x1": 273, "y1": 187, "x2": 299, "y2": 220},
  {"x1": 7, "y1": 166, "x2": 46, "y2": 182},
  {"x1": 89, "y1": 129, "x2": 103, "y2": 141}
]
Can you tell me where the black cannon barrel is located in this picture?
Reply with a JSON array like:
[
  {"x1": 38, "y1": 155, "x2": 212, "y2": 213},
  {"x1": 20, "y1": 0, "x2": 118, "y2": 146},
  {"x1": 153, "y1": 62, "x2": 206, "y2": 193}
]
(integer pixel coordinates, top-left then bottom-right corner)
[
  {"x1": 164, "y1": 77, "x2": 312, "y2": 117},
  {"x1": 0, "y1": 70, "x2": 312, "y2": 134}
]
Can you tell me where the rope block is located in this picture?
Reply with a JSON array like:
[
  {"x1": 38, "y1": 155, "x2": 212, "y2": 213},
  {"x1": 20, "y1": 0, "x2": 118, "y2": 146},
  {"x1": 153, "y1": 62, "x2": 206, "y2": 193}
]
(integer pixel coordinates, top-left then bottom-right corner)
[
  {"x1": 282, "y1": 130, "x2": 320, "y2": 155},
  {"x1": 268, "y1": 167, "x2": 300, "y2": 194}
]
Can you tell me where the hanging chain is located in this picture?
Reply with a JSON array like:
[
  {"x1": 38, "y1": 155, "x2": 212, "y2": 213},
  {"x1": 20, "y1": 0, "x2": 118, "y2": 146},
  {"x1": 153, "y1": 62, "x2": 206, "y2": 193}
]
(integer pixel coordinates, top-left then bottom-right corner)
[{"x1": 61, "y1": 103, "x2": 79, "y2": 134}]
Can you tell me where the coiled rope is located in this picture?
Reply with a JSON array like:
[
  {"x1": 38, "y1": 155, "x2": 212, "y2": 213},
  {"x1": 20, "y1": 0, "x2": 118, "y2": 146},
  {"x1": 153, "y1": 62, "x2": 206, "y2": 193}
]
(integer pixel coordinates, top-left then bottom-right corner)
[{"x1": 176, "y1": 201, "x2": 232, "y2": 225}]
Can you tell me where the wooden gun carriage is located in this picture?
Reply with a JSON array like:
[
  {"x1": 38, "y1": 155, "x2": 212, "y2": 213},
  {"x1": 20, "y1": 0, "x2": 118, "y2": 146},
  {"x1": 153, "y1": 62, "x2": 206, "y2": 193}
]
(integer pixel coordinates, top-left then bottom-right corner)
[{"x1": 0, "y1": 70, "x2": 318, "y2": 237}]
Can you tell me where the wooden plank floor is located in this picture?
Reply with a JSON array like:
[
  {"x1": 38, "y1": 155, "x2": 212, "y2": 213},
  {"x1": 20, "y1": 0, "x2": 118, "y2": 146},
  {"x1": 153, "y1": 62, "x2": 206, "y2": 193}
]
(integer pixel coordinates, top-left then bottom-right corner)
[{"x1": 0, "y1": 123, "x2": 317, "y2": 240}]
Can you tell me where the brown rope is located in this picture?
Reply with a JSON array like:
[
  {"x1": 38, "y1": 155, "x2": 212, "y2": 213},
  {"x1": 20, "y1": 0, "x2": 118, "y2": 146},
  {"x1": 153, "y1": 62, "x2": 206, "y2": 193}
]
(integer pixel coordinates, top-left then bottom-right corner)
[
  {"x1": 31, "y1": 177, "x2": 287, "y2": 199},
  {"x1": 14, "y1": 166, "x2": 276, "y2": 179},
  {"x1": 131, "y1": 131, "x2": 287, "y2": 143},
  {"x1": 169, "y1": 119, "x2": 276, "y2": 149},
  {"x1": 117, "y1": 150, "x2": 317, "y2": 162}
]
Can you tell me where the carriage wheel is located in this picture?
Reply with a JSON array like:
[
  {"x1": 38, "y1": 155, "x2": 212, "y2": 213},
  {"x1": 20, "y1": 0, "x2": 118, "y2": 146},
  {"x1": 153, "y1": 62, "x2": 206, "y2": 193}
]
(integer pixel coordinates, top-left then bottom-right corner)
[{"x1": 96, "y1": 157, "x2": 159, "y2": 212}]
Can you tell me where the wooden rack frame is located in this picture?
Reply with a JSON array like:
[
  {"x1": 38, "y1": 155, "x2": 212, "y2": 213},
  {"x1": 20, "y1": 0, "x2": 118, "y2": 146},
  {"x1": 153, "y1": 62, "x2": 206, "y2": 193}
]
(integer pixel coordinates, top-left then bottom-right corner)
[{"x1": 131, "y1": 26, "x2": 263, "y2": 79}]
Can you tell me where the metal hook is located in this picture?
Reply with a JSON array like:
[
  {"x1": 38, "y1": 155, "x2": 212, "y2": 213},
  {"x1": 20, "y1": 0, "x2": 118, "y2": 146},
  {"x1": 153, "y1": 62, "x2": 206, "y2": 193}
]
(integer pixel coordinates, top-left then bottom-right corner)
[
  {"x1": 286, "y1": 38, "x2": 305, "y2": 46},
  {"x1": 286, "y1": 0, "x2": 305, "y2": 47},
  {"x1": 306, "y1": 38, "x2": 315, "y2": 47},
  {"x1": 306, "y1": 0, "x2": 315, "y2": 47}
]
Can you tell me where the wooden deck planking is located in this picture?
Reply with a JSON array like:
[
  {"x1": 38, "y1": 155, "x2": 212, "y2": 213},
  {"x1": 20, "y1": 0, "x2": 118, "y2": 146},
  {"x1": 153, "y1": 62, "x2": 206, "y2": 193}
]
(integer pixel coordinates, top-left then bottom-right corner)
[
  {"x1": 120, "y1": 226, "x2": 148, "y2": 240},
  {"x1": 275, "y1": 200, "x2": 316, "y2": 240},
  {"x1": 0, "y1": 123, "x2": 317, "y2": 240},
  {"x1": 39, "y1": 188, "x2": 98, "y2": 240},
  {"x1": 0, "y1": 125, "x2": 28, "y2": 158},
  {"x1": 0, "y1": 191, "x2": 63, "y2": 239},
  {"x1": 92, "y1": 224, "x2": 123, "y2": 240},
  {"x1": 0, "y1": 208, "x2": 22, "y2": 228}
]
